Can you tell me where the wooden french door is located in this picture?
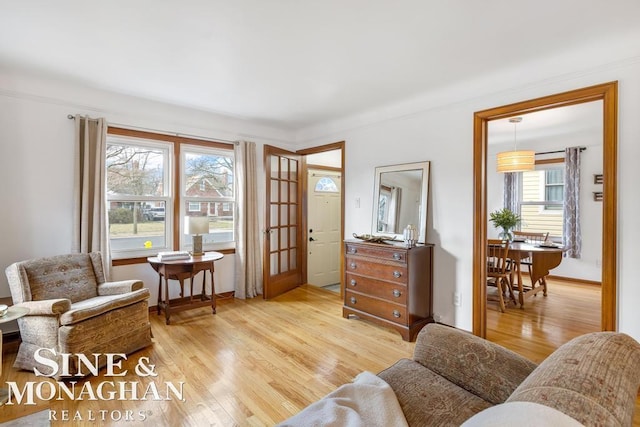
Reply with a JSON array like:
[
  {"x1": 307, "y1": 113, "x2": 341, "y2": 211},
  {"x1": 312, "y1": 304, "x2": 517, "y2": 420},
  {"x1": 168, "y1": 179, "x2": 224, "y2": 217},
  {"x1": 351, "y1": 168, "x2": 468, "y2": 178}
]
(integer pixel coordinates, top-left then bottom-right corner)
[{"x1": 263, "y1": 145, "x2": 303, "y2": 299}]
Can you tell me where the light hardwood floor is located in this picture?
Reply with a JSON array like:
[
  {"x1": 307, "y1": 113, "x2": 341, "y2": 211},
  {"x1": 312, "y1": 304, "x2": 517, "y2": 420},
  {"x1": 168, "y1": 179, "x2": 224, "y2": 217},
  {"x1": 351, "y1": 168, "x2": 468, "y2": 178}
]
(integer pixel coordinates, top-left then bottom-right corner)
[
  {"x1": 0, "y1": 286, "x2": 414, "y2": 426},
  {"x1": 0, "y1": 282, "x2": 638, "y2": 426}
]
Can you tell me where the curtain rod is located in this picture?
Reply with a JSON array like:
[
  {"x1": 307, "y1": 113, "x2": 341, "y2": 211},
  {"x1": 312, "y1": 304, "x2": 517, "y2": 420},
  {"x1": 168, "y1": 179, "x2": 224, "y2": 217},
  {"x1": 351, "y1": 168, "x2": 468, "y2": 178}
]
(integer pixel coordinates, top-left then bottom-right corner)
[
  {"x1": 67, "y1": 114, "x2": 238, "y2": 145},
  {"x1": 535, "y1": 147, "x2": 587, "y2": 156}
]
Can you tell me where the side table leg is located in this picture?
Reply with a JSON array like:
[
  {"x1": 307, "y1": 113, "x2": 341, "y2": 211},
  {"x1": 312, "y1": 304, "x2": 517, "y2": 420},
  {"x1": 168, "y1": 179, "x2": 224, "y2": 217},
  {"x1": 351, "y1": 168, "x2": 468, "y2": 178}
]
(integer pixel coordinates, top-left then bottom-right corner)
[
  {"x1": 210, "y1": 267, "x2": 217, "y2": 314},
  {"x1": 157, "y1": 274, "x2": 162, "y2": 315},
  {"x1": 164, "y1": 276, "x2": 171, "y2": 325}
]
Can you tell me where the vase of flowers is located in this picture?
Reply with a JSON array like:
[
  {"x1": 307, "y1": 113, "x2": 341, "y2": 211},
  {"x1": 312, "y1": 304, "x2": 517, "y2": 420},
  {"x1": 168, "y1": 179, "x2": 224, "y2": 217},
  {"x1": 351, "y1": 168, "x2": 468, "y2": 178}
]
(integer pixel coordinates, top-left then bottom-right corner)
[{"x1": 489, "y1": 208, "x2": 521, "y2": 241}]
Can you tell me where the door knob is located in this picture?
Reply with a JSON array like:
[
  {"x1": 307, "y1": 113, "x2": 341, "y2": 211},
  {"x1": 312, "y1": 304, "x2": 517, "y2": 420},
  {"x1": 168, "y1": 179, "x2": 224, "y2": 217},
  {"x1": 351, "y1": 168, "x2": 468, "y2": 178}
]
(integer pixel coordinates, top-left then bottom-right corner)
[{"x1": 309, "y1": 237, "x2": 316, "y2": 241}]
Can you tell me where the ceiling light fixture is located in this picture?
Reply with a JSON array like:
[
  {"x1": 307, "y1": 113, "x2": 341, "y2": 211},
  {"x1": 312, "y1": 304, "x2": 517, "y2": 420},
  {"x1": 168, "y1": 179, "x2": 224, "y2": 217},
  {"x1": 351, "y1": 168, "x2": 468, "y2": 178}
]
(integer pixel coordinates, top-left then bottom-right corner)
[{"x1": 496, "y1": 117, "x2": 535, "y2": 173}]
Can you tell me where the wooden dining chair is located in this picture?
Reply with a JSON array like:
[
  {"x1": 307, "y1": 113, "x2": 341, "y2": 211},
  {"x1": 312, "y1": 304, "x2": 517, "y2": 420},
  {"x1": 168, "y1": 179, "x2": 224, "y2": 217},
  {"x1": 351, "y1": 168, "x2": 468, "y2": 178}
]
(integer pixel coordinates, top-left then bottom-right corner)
[
  {"x1": 487, "y1": 239, "x2": 517, "y2": 312},
  {"x1": 512, "y1": 231, "x2": 550, "y2": 292}
]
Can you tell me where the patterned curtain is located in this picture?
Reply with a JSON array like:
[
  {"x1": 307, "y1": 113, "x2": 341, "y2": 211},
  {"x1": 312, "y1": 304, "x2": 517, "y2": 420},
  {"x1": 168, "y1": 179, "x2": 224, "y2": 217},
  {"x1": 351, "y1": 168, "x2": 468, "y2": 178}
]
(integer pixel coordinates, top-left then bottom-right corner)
[
  {"x1": 234, "y1": 140, "x2": 263, "y2": 298},
  {"x1": 563, "y1": 147, "x2": 582, "y2": 258},
  {"x1": 72, "y1": 115, "x2": 111, "y2": 278},
  {"x1": 503, "y1": 172, "x2": 520, "y2": 213}
]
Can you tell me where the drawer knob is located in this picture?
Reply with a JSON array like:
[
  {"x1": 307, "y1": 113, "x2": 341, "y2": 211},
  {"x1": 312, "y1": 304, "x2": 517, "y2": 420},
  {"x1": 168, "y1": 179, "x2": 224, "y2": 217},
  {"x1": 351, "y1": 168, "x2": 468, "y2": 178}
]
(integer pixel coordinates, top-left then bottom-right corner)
[
  {"x1": 392, "y1": 310, "x2": 401, "y2": 318},
  {"x1": 392, "y1": 253, "x2": 401, "y2": 260},
  {"x1": 350, "y1": 297, "x2": 357, "y2": 304},
  {"x1": 350, "y1": 262, "x2": 357, "y2": 269},
  {"x1": 393, "y1": 270, "x2": 402, "y2": 278},
  {"x1": 392, "y1": 289, "x2": 402, "y2": 298},
  {"x1": 350, "y1": 279, "x2": 357, "y2": 286},
  {"x1": 348, "y1": 247, "x2": 357, "y2": 254}
]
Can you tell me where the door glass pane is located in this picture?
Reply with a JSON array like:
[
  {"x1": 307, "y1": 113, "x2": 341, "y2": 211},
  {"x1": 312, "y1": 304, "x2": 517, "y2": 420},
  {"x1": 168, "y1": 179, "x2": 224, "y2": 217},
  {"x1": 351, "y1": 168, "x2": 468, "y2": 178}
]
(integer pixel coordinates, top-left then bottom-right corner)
[
  {"x1": 280, "y1": 205, "x2": 289, "y2": 227},
  {"x1": 289, "y1": 182, "x2": 297, "y2": 203},
  {"x1": 280, "y1": 227, "x2": 288, "y2": 248},
  {"x1": 270, "y1": 229, "x2": 279, "y2": 251},
  {"x1": 270, "y1": 179, "x2": 279, "y2": 203},
  {"x1": 280, "y1": 181, "x2": 288, "y2": 203},
  {"x1": 280, "y1": 157, "x2": 289, "y2": 179},
  {"x1": 270, "y1": 253, "x2": 278, "y2": 275},
  {"x1": 290, "y1": 226, "x2": 297, "y2": 247},
  {"x1": 290, "y1": 160, "x2": 297, "y2": 181},
  {"x1": 289, "y1": 205, "x2": 297, "y2": 224},
  {"x1": 270, "y1": 205, "x2": 279, "y2": 227},
  {"x1": 271, "y1": 156, "x2": 279, "y2": 179},
  {"x1": 280, "y1": 250, "x2": 289, "y2": 272},
  {"x1": 290, "y1": 248, "x2": 297, "y2": 269}
]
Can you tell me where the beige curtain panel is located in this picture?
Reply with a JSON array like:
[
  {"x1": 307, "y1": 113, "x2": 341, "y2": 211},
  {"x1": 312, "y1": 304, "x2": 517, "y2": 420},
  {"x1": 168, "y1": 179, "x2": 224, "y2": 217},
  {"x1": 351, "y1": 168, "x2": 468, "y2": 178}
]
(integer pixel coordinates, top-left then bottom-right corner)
[
  {"x1": 72, "y1": 115, "x2": 111, "y2": 278},
  {"x1": 234, "y1": 140, "x2": 263, "y2": 298}
]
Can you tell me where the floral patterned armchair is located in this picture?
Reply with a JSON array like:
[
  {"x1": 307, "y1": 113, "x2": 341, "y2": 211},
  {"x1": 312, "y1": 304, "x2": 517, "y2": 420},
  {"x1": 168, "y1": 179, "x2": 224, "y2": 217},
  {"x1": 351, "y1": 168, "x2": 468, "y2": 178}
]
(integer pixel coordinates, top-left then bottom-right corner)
[{"x1": 5, "y1": 252, "x2": 152, "y2": 378}]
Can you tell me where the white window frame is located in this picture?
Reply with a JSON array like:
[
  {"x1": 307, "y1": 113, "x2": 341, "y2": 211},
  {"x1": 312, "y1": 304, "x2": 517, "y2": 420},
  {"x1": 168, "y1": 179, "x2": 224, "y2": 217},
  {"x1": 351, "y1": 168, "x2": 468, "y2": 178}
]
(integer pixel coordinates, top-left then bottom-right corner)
[
  {"x1": 180, "y1": 144, "x2": 235, "y2": 252},
  {"x1": 518, "y1": 163, "x2": 564, "y2": 240},
  {"x1": 106, "y1": 136, "x2": 174, "y2": 259}
]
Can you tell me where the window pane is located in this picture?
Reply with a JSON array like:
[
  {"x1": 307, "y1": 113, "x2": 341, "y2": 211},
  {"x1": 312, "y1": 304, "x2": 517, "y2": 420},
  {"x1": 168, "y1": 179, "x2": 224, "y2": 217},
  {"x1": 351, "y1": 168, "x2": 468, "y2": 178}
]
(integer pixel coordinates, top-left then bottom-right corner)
[
  {"x1": 106, "y1": 144, "x2": 166, "y2": 197},
  {"x1": 546, "y1": 169, "x2": 564, "y2": 185},
  {"x1": 183, "y1": 150, "x2": 234, "y2": 198},
  {"x1": 545, "y1": 185, "x2": 563, "y2": 202},
  {"x1": 184, "y1": 202, "x2": 234, "y2": 245},
  {"x1": 108, "y1": 201, "x2": 166, "y2": 251}
]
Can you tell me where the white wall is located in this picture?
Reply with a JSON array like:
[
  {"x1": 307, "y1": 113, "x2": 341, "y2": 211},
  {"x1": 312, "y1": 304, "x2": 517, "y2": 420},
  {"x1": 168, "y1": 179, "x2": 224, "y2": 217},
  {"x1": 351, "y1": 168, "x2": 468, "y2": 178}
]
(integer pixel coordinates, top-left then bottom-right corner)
[
  {"x1": 3, "y1": 53, "x2": 640, "y2": 342},
  {"x1": 299, "y1": 56, "x2": 640, "y2": 340},
  {"x1": 0, "y1": 69, "x2": 297, "y2": 317}
]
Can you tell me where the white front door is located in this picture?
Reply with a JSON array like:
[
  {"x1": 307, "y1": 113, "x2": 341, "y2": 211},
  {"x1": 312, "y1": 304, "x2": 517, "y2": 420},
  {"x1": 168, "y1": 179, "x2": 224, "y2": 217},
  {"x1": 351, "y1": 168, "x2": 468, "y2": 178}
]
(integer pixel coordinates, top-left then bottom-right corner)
[{"x1": 307, "y1": 171, "x2": 341, "y2": 287}]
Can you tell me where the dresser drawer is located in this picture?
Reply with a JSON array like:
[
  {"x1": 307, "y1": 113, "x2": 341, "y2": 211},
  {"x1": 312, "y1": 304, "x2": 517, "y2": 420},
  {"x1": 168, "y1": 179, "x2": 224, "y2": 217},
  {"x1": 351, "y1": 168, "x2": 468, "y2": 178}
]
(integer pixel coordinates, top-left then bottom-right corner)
[
  {"x1": 345, "y1": 291, "x2": 407, "y2": 325},
  {"x1": 346, "y1": 257, "x2": 407, "y2": 284},
  {"x1": 345, "y1": 243, "x2": 407, "y2": 264},
  {"x1": 345, "y1": 273, "x2": 407, "y2": 305}
]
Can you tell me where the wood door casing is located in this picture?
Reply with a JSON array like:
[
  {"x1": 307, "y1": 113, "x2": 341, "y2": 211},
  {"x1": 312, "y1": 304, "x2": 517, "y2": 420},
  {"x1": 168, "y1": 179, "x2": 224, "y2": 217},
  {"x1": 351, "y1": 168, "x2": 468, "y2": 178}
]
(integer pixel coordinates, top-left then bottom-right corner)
[
  {"x1": 472, "y1": 82, "x2": 618, "y2": 337},
  {"x1": 263, "y1": 145, "x2": 303, "y2": 299}
]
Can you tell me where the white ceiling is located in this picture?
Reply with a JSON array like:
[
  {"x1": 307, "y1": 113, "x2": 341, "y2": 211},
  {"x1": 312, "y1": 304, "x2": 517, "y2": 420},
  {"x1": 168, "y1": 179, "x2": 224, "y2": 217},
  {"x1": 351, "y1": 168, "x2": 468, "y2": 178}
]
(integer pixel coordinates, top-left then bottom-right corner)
[{"x1": 1, "y1": 1, "x2": 639, "y2": 131}]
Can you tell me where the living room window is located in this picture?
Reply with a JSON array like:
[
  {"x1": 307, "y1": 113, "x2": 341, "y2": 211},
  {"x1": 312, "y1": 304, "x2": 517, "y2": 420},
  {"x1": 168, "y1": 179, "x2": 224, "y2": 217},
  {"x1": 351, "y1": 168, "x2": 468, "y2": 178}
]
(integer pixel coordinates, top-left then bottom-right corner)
[
  {"x1": 519, "y1": 165, "x2": 564, "y2": 239},
  {"x1": 106, "y1": 128, "x2": 235, "y2": 259}
]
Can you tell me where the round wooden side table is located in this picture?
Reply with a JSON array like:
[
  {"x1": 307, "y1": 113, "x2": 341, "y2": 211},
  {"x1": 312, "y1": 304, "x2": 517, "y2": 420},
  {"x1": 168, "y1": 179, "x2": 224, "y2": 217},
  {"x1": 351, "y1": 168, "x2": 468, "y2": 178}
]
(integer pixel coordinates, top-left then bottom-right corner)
[{"x1": 0, "y1": 306, "x2": 28, "y2": 405}]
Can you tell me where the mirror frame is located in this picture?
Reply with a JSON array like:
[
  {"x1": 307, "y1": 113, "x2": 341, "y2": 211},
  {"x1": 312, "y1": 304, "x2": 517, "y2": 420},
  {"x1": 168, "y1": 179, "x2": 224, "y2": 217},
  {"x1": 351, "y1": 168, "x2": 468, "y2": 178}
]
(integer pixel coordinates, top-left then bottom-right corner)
[
  {"x1": 372, "y1": 161, "x2": 430, "y2": 243},
  {"x1": 472, "y1": 81, "x2": 618, "y2": 337}
]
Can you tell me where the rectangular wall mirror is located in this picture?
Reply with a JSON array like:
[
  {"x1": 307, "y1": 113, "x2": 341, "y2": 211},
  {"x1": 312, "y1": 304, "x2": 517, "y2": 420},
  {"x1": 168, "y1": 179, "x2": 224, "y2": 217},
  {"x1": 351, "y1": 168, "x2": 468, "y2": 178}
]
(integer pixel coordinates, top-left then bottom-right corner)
[{"x1": 371, "y1": 161, "x2": 430, "y2": 243}]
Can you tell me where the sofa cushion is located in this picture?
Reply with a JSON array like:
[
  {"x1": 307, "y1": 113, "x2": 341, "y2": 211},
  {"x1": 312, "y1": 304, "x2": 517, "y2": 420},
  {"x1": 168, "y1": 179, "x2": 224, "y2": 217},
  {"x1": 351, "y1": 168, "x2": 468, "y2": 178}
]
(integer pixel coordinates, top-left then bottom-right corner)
[
  {"x1": 461, "y1": 401, "x2": 583, "y2": 426},
  {"x1": 413, "y1": 324, "x2": 538, "y2": 405},
  {"x1": 378, "y1": 358, "x2": 493, "y2": 426},
  {"x1": 59, "y1": 288, "x2": 150, "y2": 326},
  {"x1": 507, "y1": 332, "x2": 640, "y2": 427}
]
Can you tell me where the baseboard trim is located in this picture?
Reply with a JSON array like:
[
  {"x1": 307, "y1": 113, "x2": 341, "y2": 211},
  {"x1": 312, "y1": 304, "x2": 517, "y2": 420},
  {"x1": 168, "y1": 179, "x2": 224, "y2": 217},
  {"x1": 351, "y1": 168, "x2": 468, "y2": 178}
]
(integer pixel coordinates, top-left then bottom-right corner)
[{"x1": 546, "y1": 275, "x2": 601, "y2": 286}]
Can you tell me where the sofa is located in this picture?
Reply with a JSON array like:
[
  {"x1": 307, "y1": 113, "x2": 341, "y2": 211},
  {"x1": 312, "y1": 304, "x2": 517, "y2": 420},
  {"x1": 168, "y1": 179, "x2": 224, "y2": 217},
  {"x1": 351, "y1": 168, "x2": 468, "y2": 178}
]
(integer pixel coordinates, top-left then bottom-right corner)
[
  {"x1": 282, "y1": 323, "x2": 640, "y2": 426},
  {"x1": 5, "y1": 252, "x2": 152, "y2": 378}
]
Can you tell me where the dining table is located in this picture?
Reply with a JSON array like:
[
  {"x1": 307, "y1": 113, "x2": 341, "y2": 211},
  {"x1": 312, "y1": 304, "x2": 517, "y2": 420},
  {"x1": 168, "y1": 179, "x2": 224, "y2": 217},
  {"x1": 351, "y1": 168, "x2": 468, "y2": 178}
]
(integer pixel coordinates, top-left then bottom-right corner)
[{"x1": 508, "y1": 241, "x2": 564, "y2": 308}]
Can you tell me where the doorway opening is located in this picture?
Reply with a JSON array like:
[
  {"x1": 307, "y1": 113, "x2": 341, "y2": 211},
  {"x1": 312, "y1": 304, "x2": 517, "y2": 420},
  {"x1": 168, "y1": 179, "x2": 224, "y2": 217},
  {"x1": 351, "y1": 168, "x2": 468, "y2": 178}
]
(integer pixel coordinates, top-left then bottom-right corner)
[
  {"x1": 472, "y1": 82, "x2": 618, "y2": 342},
  {"x1": 263, "y1": 141, "x2": 345, "y2": 299}
]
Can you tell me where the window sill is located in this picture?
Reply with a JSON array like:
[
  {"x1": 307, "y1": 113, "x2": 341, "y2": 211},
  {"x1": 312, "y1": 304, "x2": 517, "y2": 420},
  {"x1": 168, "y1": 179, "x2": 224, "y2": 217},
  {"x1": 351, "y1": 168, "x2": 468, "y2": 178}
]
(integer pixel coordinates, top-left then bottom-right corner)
[{"x1": 112, "y1": 248, "x2": 236, "y2": 267}]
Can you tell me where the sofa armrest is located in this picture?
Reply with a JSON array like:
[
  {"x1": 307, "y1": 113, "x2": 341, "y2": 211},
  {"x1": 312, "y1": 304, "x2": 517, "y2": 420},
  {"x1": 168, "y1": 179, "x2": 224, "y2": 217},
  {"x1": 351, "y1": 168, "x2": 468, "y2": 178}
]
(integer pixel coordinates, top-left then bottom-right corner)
[
  {"x1": 413, "y1": 324, "x2": 537, "y2": 404},
  {"x1": 14, "y1": 299, "x2": 71, "y2": 316},
  {"x1": 97, "y1": 280, "x2": 144, "y2": 296},
  {"x1": 507, "y1": 332, "x2": 640, "y2": 426}
]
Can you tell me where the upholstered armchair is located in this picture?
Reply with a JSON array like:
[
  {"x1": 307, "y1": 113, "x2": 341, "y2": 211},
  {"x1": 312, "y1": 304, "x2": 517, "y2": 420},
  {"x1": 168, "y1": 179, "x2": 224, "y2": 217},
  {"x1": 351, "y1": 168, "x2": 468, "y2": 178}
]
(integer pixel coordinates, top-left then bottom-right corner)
[{"x1": 5, "y1": 252, "x2": 152, "y2": 378}]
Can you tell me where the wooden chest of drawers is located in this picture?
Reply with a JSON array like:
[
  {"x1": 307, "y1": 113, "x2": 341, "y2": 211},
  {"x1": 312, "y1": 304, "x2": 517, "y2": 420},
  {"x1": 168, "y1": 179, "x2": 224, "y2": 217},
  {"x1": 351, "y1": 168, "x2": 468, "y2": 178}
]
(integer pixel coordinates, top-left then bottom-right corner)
[{"x1": 342, "y1": 239, "x2": 433, "y2": 341}]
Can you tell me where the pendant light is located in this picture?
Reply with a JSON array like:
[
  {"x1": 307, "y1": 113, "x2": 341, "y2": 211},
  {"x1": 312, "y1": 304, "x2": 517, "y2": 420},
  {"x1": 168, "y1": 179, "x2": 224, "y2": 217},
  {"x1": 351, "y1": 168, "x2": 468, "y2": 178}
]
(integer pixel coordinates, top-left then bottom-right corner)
[{"x1": 496, "y1": 117, "x2": 535, "y2": 173}]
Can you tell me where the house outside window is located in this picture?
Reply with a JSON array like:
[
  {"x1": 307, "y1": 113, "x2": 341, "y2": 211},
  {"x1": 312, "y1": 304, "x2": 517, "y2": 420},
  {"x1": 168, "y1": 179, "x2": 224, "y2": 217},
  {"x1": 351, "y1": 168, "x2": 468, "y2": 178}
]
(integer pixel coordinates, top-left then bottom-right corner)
[
  {"x1": 106, "y1": 138, "x2": 171, "y2": 257},
  {"x1": 519, "y1": 165, "x2": 564, "y2": 239},
  {"x1": 182, "y1": 146, "x2": 234, "y2": 249},
  {"x1": 106, "y1": 128, "x2": 235, "y2": 259}
]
